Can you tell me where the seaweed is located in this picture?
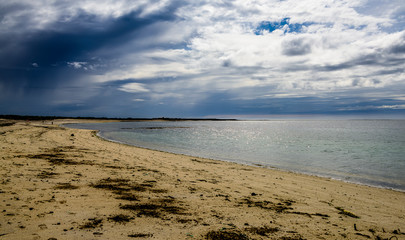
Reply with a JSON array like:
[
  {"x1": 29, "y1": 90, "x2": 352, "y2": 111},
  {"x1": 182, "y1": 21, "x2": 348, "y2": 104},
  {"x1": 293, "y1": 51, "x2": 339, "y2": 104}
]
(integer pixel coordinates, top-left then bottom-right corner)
[
  {"x1": 115, "y1": 193, "x2": 140, "y2": 201},
  {"x1": 131, "y1": 185, "x2": 148, "y2": 192},
  {"x1": 355, "y1": 233, "x2": 371, "y2": 238},
  {"x1": 91, "y1": 177, "x2": 178, "y2": 219},
  {"x1": 313, "y1": 213, "x2": 330, "y2": 218},
  {"x1": 240, "y1": 198, "x2": 294, "y2": 213},
  {"x1": 92, "y1": 178, "x2": 158, "y2": 193},
  {"x1": 79, "y1": 218, "x2": 103, "y2": 229},
  {"x1": 205, "y1": 230, "x2": 249, "y2": 240},
  {"x1": 128, "y1": 233, "x2": 153, "y2": 238},
  {"x1": 158, "y1": 198, "x2": 175, "y2": 204},
  {"x1": 0, "y1": 122, "x2": 15, "y2": 127},
  {"x1": 27, "y1": 153, "x2": 64, "y2": 160},
  {"x1": 108, "y1": 214, "x2": 133, "y2": 223},
  {"x1": 191, "y1": 158, "x2": 220, "y2": 164},
  {"x1": 37, "y1": 171, "x2": 59, "y2": 179},
  {"x1": 120, "y1": 204, "x2": 161, "y2": 217},
  {"x1": 150, "y1": 188, "x2": 168, "y2": 193},
  {"x1": 121, "y1": 204, "x2": 159, "y2": 211},
  {"x1": 120, "y1": 203, "x2": 186, "y2": 218},
  {"x1": 335, "y1": 207, "x2": 360, "y2": 218},
  {"x1": 279, "y1": 236, "x2": 306, "y2": 240},
  {"x1": 376, "y1": 236, "x2": 399, "y2": 240},
  {"x1": 26, "y1": 146, "x2": 95, "y2": 165},
  {"x1": 27, "y1": 153, "x2": 81, "y2": 165},
  {"x1": 93, "y1": 183, "x2": 131, "y2": 192},
  {"x1": 48, "y1": 158, "x2": 81, "y2": 165},
  {"x1": 91, "y1": 178, "x2": 132, "y2": 192},
  {"x1": 54, "y1": 183, "x2": 79, "y2": 190},
  {"x1": 177, "y1": 218, "x2": 195, "y2": 224},
  {"x1": 287, "y1": 211, "x2": 330, "y2": 218},
  {"x1": 289, "y1": 211, "x2": 313, "y2": 218},
  {"x1": 103, "y1": 165, "x2": 123, "y2": 169},
  {"x1": 245, "y1": 226, "x2": 279, "y2": 236}
]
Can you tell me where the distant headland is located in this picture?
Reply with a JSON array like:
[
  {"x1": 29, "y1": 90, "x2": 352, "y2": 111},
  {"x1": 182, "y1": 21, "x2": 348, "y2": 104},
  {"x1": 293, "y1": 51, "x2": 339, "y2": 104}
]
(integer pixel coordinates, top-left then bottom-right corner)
[{"x1": 0, "y1": 115, "x2": 238, "y2": 121}]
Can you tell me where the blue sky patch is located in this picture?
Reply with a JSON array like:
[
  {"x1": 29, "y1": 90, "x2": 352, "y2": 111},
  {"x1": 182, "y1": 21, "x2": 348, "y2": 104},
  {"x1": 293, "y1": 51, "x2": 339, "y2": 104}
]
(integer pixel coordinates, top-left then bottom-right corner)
[{"x1": 254, "y1": 18, "x2": 313, "y2": 35}]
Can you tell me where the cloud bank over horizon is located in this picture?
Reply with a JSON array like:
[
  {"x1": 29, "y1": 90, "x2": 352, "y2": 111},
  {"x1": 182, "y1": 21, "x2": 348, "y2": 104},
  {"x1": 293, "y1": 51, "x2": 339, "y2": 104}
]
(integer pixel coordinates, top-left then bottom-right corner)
[{"x1": 1, "y1": 0, "x2": 404, "y2": 118}]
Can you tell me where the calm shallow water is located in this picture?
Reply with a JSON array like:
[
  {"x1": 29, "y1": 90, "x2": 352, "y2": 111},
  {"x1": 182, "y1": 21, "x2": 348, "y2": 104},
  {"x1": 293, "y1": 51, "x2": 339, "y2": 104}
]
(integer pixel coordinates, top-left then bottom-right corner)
[{"x1": 66, "y1": 120, "x2": 405, "y2": 191}]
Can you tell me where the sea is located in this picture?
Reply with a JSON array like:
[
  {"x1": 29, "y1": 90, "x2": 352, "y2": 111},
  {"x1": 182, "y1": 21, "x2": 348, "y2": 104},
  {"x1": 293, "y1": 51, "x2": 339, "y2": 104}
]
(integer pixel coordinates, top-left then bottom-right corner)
[{"x1": 65, "y1": 120, "x2": 405, "y2": 191}]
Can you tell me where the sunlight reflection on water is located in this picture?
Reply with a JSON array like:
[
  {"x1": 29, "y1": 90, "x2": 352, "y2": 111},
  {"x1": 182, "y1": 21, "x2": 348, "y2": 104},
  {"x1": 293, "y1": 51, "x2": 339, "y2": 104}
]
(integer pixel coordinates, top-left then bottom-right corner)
[{"x1": 66, "y1": 120, "x2": 405, "y2": 191}]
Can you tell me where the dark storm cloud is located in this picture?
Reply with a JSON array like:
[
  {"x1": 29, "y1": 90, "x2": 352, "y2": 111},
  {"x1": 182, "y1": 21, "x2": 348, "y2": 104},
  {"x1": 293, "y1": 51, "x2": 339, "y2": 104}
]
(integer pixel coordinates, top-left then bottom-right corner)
[
  {"x1": 0, "y1": 2, "x2": 182, "y2": 95},
  {"x1": 1, "y1": 7, "x2": 179, "y2": 67},
  {"x1": 0, "y1": 1, "x2": 187, "y2": 117},
  {"x1": 0, "y1": 3, "x2": 26, "y2": 22}
]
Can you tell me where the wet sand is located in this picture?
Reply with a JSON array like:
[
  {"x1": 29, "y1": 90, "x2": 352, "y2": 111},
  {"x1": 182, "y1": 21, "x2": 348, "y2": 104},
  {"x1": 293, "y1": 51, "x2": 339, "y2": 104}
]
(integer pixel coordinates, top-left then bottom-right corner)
[{"x1": 1, "y1": 119, "x2": 404, "y2": 239}]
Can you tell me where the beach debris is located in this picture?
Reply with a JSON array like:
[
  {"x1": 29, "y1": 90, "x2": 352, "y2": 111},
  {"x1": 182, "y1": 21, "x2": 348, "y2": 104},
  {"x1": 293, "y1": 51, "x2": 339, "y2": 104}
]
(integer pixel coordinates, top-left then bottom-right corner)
[
  {"x1": 288, "y1": 211, "x2": 313, "y2": 218},
  {"x1": 90, "y1": 178, "x2": 162, "y2": 194},
  {"x1": 108, "y1": 214, "x2": 133, "y2": 223},
  {"x1": 279, "y1": 236, "x2": 305, "y2": 240},
  {"x1": 190, "y1": 158, "x2": 220, "y2": 164},
  {"x1": 26, "y1": 146, "x2": 95, "y2": 165},
  {"x1": 90, "y1": 177, "x2": 183, "y2": 220},
  {"x1": 91, "y1": 178, "x2": 133, "y2": 192},
  {"x1": 128, "y1": 233, "x2": 153, "y2": 238},
  {"x1": 120, "y1": 203, "x2": 186, "y2": 218},
  {"x1": 205, "y1": 229, "x2": 249, "y2": 240},
  {"x1": 54, "y1": 183, "x2": 79, "y2": 190},
  {"x1": 355, "y1": 232, "x2": 371, "y2": 238},
  {"x1": 245, "y1": 225, "x2": 279, "y2": 236},
  {"x1": 38, "y1": 224, "x2": 48, "y2": 230},
  {"x1": 79, "y1": 218, "x2": 103, "y2": 229},
  {"x1": 0, "y1": 121, "x2": 15, "y2": 127},
  {"x1": 392, "y1": 229, "x2": 401, "y2": 234},
  {"x1": 335, "y1": 207, "x2": 360, "y2": 218},
  {"x1": 312, "y1": 213, "x2": 330, "y2": 218},
  {"x1": 177, "y1": 218, "x2": 196, "y2": 224},
  {"x1": 103, "y1": 164, "x2": 123, "y2": 169},
  {"x1": 27, "y1": 153, "x2": 79, "y2": 165},
  {"x1": 37, "y1": 171, "x2": 59, "y2": 179},
  {"x1": 115, "y1": 192, "x2": 140, "y2": 201},
  {"x1": 240, "y1": 197, "x2": 295, "y2": 213}
]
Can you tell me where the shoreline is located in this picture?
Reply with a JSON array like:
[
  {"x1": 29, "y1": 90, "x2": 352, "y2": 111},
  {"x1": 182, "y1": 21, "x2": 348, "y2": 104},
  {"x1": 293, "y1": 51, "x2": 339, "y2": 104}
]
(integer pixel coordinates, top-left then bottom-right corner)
[
  {"x1": 98, "y1": 130, "x2": 405, "y2": 193},
  {"x1": 97, "y1": 131, "x2": 405, "y2": 194},
  {"x1": 1, "y1": 119, "x2": 405, "y2": 239},
  {"x1": 66, "y1": 122, "x2": 405, "y2": 193}
]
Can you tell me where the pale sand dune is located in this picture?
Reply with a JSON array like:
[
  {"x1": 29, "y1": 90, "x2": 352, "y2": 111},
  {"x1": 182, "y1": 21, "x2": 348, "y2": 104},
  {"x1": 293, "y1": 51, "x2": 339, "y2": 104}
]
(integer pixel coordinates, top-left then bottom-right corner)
[{"x1": 1, "y1": 119, "x2": 404, "y2": 239}]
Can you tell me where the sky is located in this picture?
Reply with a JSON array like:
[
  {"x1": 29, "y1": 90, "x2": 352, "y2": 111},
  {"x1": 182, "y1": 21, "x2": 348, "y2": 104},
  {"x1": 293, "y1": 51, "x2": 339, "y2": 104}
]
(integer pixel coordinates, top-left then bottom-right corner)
[{"x1": 1, "y1": 0, "x2": 405, "y2": 118}]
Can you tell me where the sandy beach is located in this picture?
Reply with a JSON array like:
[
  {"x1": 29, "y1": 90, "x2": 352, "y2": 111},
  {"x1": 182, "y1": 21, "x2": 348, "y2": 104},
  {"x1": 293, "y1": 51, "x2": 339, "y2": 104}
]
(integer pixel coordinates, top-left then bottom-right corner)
[{"x1": 1, "y1": 119, "x2": 404, "y2": 240}]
